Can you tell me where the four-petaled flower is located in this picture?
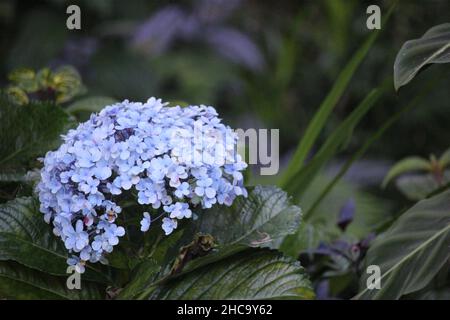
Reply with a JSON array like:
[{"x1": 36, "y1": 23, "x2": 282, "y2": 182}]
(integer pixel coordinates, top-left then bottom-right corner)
[{"x1": 140, "y1": 212, "x2": 151, "y2": 232}]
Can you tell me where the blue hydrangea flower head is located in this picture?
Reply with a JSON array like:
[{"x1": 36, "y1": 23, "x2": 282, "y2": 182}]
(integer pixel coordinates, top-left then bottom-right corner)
[{"x1": 36, "y1": 97, "x2": 247, "y2": 272}]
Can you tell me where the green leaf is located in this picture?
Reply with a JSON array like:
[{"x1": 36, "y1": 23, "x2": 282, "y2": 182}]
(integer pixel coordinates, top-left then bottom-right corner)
[
  {"x1": 8, "y1": 68, "x2": 39, "y2": 92},
  {"x1": 404, "y1": 265, "x2": 450, "y2": 300},
  {"x1": 408, "y1": 287, "x2": 450, "y2": 300},
  {"x1": 66, "y1": 96, "x2": 118, "y2": 114},
  {"x1": 439, "y1": 146, "x2": 450, "y2": 168},
  {"x1": 394, "y1": 23, "x2": 450, "y2": 91},
  {"x1": 117, "y1": 259, "x2": 160, "y2": 299},
  {"x1": 161, "y1": 185, "x2": 302, "y2": 267},
  {"x1": 0, "y1": 170, "x2": 27, "y2": 183},
  {"x1": 395, "y1": 171, "x2": 450, "y2": 201},
  {"x1": 0, "y1": 95, "x2": 74, "y2": 168},
  {"x1": 115, "y1": 230, "x2": 183, "y2": 299},
  {"x1": 279, "y1": 2, "x2": 396, "y2": 186},
  {"x1": 382, "y1": 156, "x2": 431, "y2": 188},
  {"x1": 281, "y1": 174, "x2": 391, "y2": 256},
  {"x1": 280, "y1": 222, "x2": 327, "y2": 257},
  {"x1": 120, "y1": 185, "x2": 303, "y2": 299},
  {"x1": 354, "y1": 190, "x2": 450, "y2": 299},
  {"x1": 284, "y1": 87, "x2": 384, "y2": 197},
  {"x1": 51, "y1": 66, "x2": 84, "y2": 104},
  {"x1": 187, "y1": 186, "x2": 302, "y2": 251},
  {"x1": 0, "y1": 197, "x2": 111, "y2": 284},
  {"x1": 0, "y1": 261, "x2": 104, "y2": 300},
  {"x1": 150, "y1": 249, "x2": 314, "y2": 300}
]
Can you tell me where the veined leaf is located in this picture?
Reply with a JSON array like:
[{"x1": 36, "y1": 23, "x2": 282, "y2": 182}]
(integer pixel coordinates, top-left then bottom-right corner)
[
  {"x1": 395, "y1": 171, "x2": 450, "y2": 201},
  {"x1": 188, "y1": 185, "x2": 301, "y2": 250},
  {"x1": 404, "y1": 265, "x2": 450, "y2": 300},
  {"x1": 0, "y1": 197, "x2": 111, "y2": 284},
  {"x1": 120, "y1": 185, "x2": 303, "y2": 299},
  {"x1": 66, "y1": 96, "x2": 118, "y2": 114},
  {"x1": 150, "y1": 249, "x2": 314, "y2": 300},
  {"x1": 0, "y1": 261, "x2": 104, "y2": 300},
  {"x1": 394, "y1": 23, "x2": 450, "y2": 91},
  {"x1": 408, "y1": 287, "x2": 450, "y2": 300},
  {"x1": 280, "y1": 222, "x2": 327, "y2": 257},
  {"x1": 160, "y1": 185, "x2": 302, "y2": 270},
  {"x1": 354, "y1": 190, "x2": 450, "y2": 299},
  {"x1": 117, "y1": 259, "x2": 160, "y2": 300},
  {"x1": 0, "y1": 95, "x2": 74, "y2": 168},
  {"x1": 382, "y1": 156, "x2": 431, "y2": 188},
  {"x1": 0, "y1": 170, "x2": 27, "y2": 183}
]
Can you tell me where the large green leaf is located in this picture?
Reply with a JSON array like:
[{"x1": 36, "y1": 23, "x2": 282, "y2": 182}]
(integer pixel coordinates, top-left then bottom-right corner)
[
  {"x1": 409, "y1": 287, "x2": 450, "y2": 300},
  {"x1": 170, "y1": 185, "x2": 302, "y2": 274},
  {"x1": 0, "y1": 197, "x2": 111, "y2": 284},
  {"x1": 354, "y1": 190, "x2": 450, "y2": 299},
  {"x1": 150, "y1": 249, "x2": 314, "y2": 300},
  {"x1": 394, "y1": 23, "x2": 450, "y2": 91},
  {"x1": 0, "y1": 95, "x2": 73, "y2": 168},
  {"x1": 66, "y1": 96, "x2": 118, "y2": 114},
  {"x1": 0, "y1": 261, "x2": 104, "y2": 300},
  {"x1": 395, "y1": 171, "x2": 450, "y2": 201},
  {"x1": 0, "y1": 170, "x2": 27, "y2": 183},
  {"x1": 115, "y1": 230, "x2": 184, "y2": 299},
  {"x1": 404, "y1": 265, "x2": 450, "y2": 300},
  {"x1": 189, "y1": 185, "x2": 301, "y2": 250},
  {"x1": 118, "y1": 185, "x2": 303, "y2": 298},
  {"x1": 116, "y1": 259, "x2": 160, "y2": 299},
  {"x1": 281, "y1": 222, "x2": 327, "y2": 257}
]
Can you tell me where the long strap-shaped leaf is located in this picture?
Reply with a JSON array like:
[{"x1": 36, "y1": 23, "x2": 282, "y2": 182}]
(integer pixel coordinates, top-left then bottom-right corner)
[
  {"x1": 304, "y1": 70, "x2": 443, "y2": 220},
  {"x1": 279, "y1": 1, "x2": 397, "y2": 187},
  {"x1": 284, "y1": 85, "x2": 385, "y2": 199}
]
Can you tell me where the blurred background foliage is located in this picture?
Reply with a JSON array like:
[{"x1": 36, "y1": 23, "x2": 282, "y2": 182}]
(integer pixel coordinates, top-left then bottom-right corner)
[
  {"x1": 1, "y1": 0, "x2": 450, "y2": 155},
  {"x1": 1, "y1": 0, "x2": 450, "y2": 299}
]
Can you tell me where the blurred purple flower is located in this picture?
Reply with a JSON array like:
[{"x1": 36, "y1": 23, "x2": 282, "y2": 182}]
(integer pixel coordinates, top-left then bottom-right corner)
[
  {"x1": 205, "y1": 27, "x2": 265, "y2": 72},
  {"x1": 315, "y1": 280, "x2": 332, "y2": 300},
  {"x1": 337, "y1": 198, "x2": 355, "y2": 232},
  {"x1": 132, "y1": 6, "x2": 188, "y2": 55},
  {"x1": 132, "y1": 0, "x2": 264, "y2": 72},
  {"x1": 194, "y1": 0, "x2": 242, "y2": 24},
  {"x1": 52, "y1": 37, "x2": 98, "y2": 71}
]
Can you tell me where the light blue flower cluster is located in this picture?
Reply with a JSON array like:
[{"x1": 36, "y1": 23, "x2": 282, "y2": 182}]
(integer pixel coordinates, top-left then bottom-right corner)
[{"x1": 36, "y1": 97, "x2": 247, "y2": 273}]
